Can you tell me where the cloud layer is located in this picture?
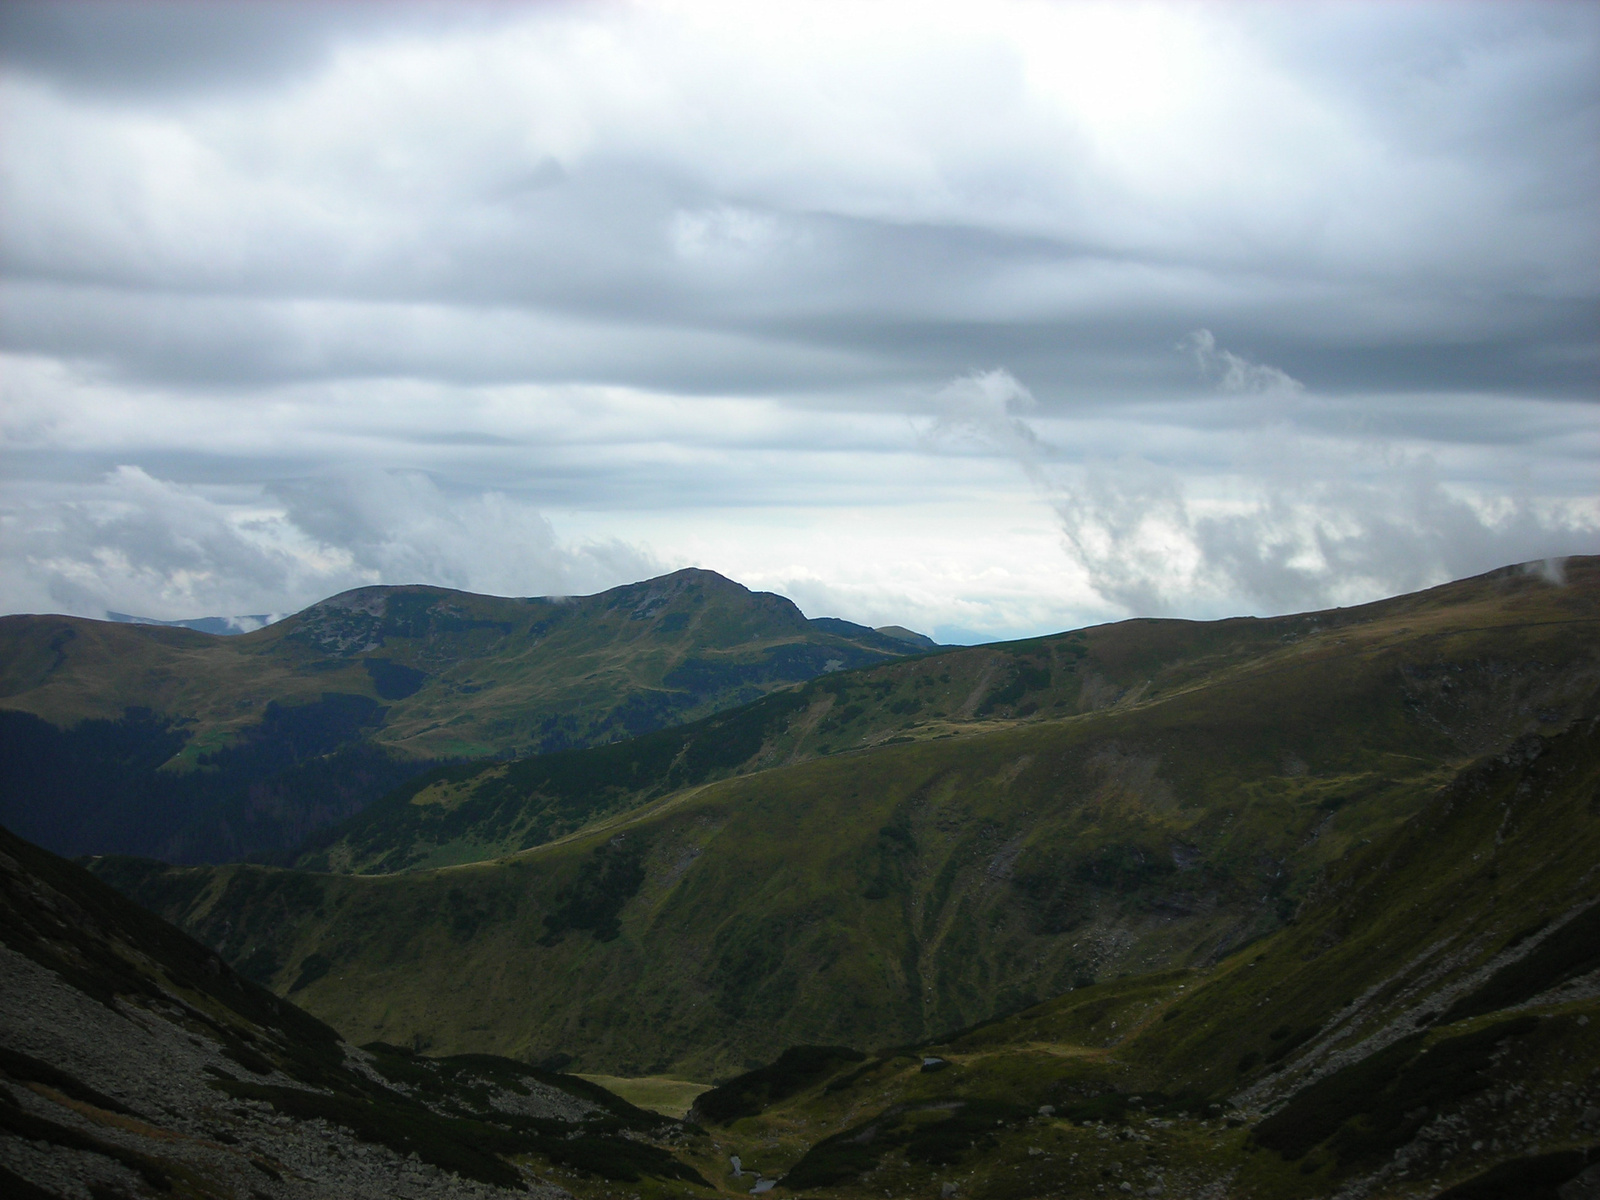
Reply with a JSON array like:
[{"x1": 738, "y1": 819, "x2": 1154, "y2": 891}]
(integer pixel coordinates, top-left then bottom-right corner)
[{"x1": 1, "y1": 1, "x2": 1595, "y2": 638}]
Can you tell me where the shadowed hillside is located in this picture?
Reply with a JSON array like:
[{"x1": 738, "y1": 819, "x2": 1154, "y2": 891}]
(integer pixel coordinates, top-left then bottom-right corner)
[
  {"x1": 0, "y1": 823, "x2": 712, "y2": 1199},
  {"x1": 0, "y1": 568, "x2": 928, "y2": 862}
]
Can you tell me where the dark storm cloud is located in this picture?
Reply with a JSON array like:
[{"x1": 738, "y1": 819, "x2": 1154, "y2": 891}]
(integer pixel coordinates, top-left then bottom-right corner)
[
  {"x1": 0, "y1": 5, "x2": 1592, "y2": 403},
  {"x1": 0, "y1": 279, "x2": 885, "y2": 394},
  {"x1": 0, "y1": 0, "x2": 502, "y2": 98}
]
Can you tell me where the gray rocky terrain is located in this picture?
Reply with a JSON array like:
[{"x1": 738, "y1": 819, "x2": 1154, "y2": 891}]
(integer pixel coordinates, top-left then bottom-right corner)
[{"x1": 0, "y1": 825, "x2": 706, "y2": 1198}]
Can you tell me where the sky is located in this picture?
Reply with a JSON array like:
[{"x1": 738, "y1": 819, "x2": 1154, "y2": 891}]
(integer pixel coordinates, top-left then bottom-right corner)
[{"x1": 1, "y1": 0, "x2": 1596, "y2": 643}]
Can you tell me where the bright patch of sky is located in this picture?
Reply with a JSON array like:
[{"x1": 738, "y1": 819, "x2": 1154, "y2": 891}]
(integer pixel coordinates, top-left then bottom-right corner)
[{"x1": 1, "y1": 0, "x2": 1595, "y2": 641}]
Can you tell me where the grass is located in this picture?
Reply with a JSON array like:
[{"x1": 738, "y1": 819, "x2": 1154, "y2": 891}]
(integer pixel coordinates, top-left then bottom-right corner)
[
  {"x1": 302, "y1": 557, "x2": 1599, "y2": 881},
  {"x1": 577, "y1": 1075, "x2": 714, "y2": 1119},
  {"x1": 1, "y1": 824, "x2": 717, "y2": 1195}
]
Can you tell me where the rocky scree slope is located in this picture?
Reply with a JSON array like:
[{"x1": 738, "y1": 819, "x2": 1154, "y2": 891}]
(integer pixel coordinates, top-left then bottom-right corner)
[
  {"x1": 0, "y1": 822, "x2": 713, "y2": 1199},
  {"x1": 93, "y1": 560, "x2": 1600, "y2": 1081}
]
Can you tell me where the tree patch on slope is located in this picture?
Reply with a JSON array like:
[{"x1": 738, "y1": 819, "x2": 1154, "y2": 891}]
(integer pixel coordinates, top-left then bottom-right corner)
[
  {"x1": 707, "y1": 912, "x2": 802, "y2": 1022},
  {"x1": 364, "y1": 658, "x2": 428, "y2": 700},
  {"x1": 1012, "y1": 866, "x2": 1093, "y2": 935},
  {"x1": 976, "y1": 653, "x2": 1052, "y2": 717},
  {"x1": 863, "y1": 810, "x2": 917, "y2": 900},
  {"x1": 538, "y1": 835, "x2": 647, "y2": 945},
  {"x1": 1442, "y1": 900, "x2": 1600, "y2": 1023},
  {"x1": 1010, "y1": 840, "x2": 1177, "y2": 934},
  {"x1": 692, "y1": 1045, "x2": 866, "y2": 1123}
]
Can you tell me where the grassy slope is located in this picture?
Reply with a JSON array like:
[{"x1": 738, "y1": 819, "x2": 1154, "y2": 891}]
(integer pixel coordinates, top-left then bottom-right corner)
[
  {"x1": 682, "y1": 705, "x2": 1600, "y2": 1200},
  {"x1": 577, "y1": 1075, "x2": 714, "y2": 1120},
  {"x1": 93, "y1": 560, "x2": 1600, "y2": 1086},
  {"x1": 0, "y1": 567, "x2": 920, "y2": 762},
  {"x1": 300, "y1": 557, "x2": 1600, "y2": 875}
]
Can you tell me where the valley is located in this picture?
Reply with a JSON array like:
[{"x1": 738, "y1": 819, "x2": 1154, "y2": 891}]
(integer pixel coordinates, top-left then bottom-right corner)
[
  {"x1": 89, "y1": 559, "x2": 1599, "y2": 1084},
  {"x1": 4, "y1": 557, "x2": 1599, "y2": 1199}
]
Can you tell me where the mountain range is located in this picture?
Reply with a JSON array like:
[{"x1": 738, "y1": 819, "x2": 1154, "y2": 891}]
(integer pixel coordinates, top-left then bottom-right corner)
[
  {"x1": 3, "y1": 556, "x2": 1598, "y2": 1199},
  {"x1": 0, "y1": 569, "x2": 931, "y2": 863}
]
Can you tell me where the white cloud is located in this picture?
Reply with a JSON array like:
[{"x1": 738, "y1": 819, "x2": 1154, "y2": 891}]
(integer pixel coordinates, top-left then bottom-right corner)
[
  {"x1": 4, "y1": 3, "x2": 1594, "y2": 321},
  {"x1": 0, "y1": 466, "x2": 348, "y2": 618},
  {"x1": 0, "y1": 465, "x2": 661, "y2": 620},
  {"x1": 907, "y1": 336, "x2": 1600, "y2": 619},
  {"x1": 1179, "y1": 330, "x2": 1305, "y2": 398},
  {"x1": 923, "y1": 369, "x2": 1046, "y2": 478},
  {"x1": 1052, "y1": 452, "x2": 1600, "y2": 618}
]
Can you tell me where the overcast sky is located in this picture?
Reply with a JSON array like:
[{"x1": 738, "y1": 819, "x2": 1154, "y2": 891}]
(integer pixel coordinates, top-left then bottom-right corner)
[{"x1": 1, "y1": 0, "x2": 1595, "y2": 642}]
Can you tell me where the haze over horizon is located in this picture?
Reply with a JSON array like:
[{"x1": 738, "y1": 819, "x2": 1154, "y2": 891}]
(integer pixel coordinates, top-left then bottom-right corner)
[{"x1": 2, "y1": 0, "x2": 1596, "y2": 644}]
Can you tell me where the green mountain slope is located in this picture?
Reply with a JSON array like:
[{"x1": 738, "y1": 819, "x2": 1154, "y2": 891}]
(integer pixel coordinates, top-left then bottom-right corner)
[
  {"x1": 0, "y1": 568, "x2": 926, "y2": 862},
  {"x1": 92, "y1": 559, "x2": 1600, "y2": 1085},
  {"x1": 0, "y1": 823, "x2": 711, "y2": 1199},
  {"x1": 298, "y1": 556, "x2": 1600, "y2": 876},
  {"x1": 681, "y1": 706, "x2": 1600, "y2": 1200},
  {"x1": 2, "y1": 567, "x2": 923, "y2": 760}
]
